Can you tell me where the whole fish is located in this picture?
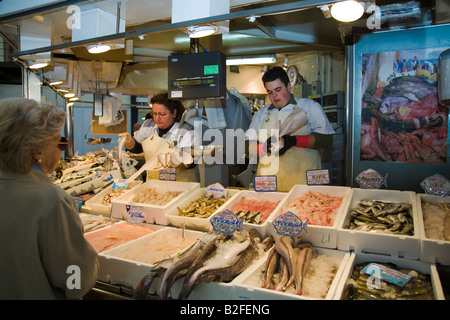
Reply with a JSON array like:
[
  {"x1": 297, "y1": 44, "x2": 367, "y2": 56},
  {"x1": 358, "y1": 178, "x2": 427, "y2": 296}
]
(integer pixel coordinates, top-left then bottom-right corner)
[
  {"x1": 294, "y1": 246, "x2": 317, "y2": 295},
  {"x1": 273, "y1": 256, "x2": 289, "y2": 291},
  {"x1": 262, "y1": 248, "x2": 279, "y2": 289},
  {"x1": 178, "y1": 231, "x2": 256, "y2": 299},
  {"x1": 158, "y1": 232, "x2": 223, "y2": 300},
  {"x1": 346, "y1": 200, "x2": 414, "y2": 236},
  {"x1": 133, "y1": 256, "x2": 176, "y2": 299},
  {"x1": 274, "y1": 236, "x2": 296, "y2": 287}
]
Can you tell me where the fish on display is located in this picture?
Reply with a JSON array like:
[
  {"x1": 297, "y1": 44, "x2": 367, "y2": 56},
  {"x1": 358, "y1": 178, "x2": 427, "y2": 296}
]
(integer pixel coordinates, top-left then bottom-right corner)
[
  {"x1": 178, "y1": 230, "x2": 257, "y2": 300},
  {"x1": 133, "y1": 229, "x2": 272, "y2": 300},
  {"x1": 210, "y1": 209, "x2": 244, "y2": 235},
  {"x1": 261, "y1": 236, "x2": 318, "y2": 295},
  {"x1": 355, "y1": 169, "x2": 388, "y2": 189},
  {"x1": 343, "y1": 262, "x2": 435, "y2": 300},
  {"x1": 345, "y1": 200, "x2": 414, "y2": 236},
  {"x1": 133, "y1": 232, "x2": 225, "y2": 300}
]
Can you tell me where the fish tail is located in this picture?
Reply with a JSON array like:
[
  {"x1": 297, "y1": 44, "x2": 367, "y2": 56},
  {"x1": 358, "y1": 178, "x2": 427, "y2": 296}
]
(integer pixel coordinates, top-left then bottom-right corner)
[
  {"x1": 383, "y1": 173, "x2": 389, "y2": 188},
  {"x1": 133, "y1": 271, "x2": 157, "y2": 299},
  {"x1": 302, "y1": 219, "x2": 309, "y2": 234}
]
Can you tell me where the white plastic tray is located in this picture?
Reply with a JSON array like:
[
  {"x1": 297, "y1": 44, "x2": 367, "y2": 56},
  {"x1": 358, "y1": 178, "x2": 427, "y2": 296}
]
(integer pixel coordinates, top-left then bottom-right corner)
[
  {"x1": 416, "y1": 193, "x2": 450, "y2": 265},
  {"x1": 218, "y1": 190, "x2": 287, "y2": 238},
  {"x1": 334, "y1": 252, "x2": 445, "y2": 300},
  {"x1": 232, "y1": 247, "x2": 351, "y2": 300},
  {"x1": 110, "y1": 179, "x2": 200, "y2": 225},
  {"x1": 84, "y1": 180, "x2": 142, "y2": 216},
  {"x1": 337, "y1": 188, "x2": 420, "y2": 259},
  {"x1": 267, "y1": 185, "x2": 352, "y2": 249},
  {"x1": 97, "y1": 227, "x2": 205, "y2": 289},
  {"x1": 166, "y1": 188, "x2": 241, "y2": 231}
]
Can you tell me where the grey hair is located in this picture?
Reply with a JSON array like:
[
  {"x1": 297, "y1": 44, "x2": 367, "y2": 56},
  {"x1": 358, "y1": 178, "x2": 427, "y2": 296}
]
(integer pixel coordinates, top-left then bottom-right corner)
[{"x1": 0, "y1": 98, "x2": 66, "y2": 174}]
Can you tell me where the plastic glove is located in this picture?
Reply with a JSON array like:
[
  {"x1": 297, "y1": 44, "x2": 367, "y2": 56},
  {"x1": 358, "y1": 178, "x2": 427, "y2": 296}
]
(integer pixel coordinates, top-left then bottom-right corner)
[{"x1": 278, "y1": 135, "x2": 297, "y2": 155}]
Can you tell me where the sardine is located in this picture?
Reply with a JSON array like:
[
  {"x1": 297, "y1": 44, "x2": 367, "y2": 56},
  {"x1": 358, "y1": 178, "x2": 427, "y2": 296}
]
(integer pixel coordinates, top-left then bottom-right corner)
[{"x1": 346, "y1": 200, "x2": 414, "y2": 236}]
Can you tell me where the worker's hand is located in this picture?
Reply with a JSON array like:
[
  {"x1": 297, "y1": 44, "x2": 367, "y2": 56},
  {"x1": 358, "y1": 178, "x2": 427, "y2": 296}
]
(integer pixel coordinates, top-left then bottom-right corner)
[
  {"x1": 263, "y1": 135, "x2": 286, "y2": 155},
  {"x1": 278, "y1": 135, "x2": 297, "y2": 155}
]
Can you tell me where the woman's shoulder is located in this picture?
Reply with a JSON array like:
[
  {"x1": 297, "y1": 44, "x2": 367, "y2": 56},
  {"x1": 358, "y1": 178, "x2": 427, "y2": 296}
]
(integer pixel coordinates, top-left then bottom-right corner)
[
  {"x1": 179, "y1": 121, "x2": 194, "y2": 131},
  {"x1": 30, "y1": 170, "x2": 74, "y2": 201}
]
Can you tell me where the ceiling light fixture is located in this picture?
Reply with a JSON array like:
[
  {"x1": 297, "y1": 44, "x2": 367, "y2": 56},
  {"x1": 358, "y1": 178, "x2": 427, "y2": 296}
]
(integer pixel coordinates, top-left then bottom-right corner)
[
  {"x1": 49, "y1": 80, "x2": 63, "y2": 86},
  {"x1": 69, "y1": 97, "x2": 79, "y2": 101},
  {"x1": 187, "y1": 25, "x2": 218, "y2": 38},
  {"x1": 66, "y1": 102, "x2": 74, "y2": 107},
  {"x1": 87, "y1": 43, "x2": 111, "y2": 54},
  {"x1": 64, "y1": 92, "x2": 76, "y2": 98},
  {"x1": 226, "y1": 55, "x2": 277, "y2": 66},
  {"x1": 330, "y1": 1, "x2": 364, "y2": 22}
]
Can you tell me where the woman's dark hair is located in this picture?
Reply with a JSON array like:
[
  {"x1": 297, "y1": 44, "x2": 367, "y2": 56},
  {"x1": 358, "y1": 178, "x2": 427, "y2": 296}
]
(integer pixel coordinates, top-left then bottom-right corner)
[
  {"x1": 150, "y1": 93, "x2": 184, "y2": 122},
  {"x1": 262, "y1": 66, "x2": 290, "y2": 87}
]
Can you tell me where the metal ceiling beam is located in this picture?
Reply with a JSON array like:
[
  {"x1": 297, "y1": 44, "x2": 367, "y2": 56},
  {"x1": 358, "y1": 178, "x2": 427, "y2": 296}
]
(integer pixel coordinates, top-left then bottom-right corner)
[
  {"x1": 7, "y1": 0, "x2": 335, "y2": 59},
  {"x1": 251, "y1": 16, "x2": 277, "y2": 39}
]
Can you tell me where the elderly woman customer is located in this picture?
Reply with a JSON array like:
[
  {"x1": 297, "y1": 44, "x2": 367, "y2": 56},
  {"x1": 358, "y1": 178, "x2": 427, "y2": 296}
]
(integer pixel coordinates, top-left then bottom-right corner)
[{"x1": 0, "y1": 98, "x2": 98, "y2": 299}]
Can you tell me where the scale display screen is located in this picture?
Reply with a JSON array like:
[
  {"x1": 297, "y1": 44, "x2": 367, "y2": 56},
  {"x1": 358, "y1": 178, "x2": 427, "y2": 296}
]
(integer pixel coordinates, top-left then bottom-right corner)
[{"x1": 168, "y1": 51, "x2": 226, "y2": 100}]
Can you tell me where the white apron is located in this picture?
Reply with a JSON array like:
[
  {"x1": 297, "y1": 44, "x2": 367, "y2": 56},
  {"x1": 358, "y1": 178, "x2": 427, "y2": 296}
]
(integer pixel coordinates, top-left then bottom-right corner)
[
  {"x1": 142, "y1": 132, "x2": 198, "y2": 182},
  {"x1": 257, "y1": 107, "x2": 321, "y2": 192}
]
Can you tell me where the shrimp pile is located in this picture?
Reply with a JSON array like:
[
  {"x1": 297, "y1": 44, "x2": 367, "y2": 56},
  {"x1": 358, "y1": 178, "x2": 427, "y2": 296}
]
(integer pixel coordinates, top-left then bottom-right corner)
[{"x1": 282, "y1": 191, "x2": 344, "y2": 226}]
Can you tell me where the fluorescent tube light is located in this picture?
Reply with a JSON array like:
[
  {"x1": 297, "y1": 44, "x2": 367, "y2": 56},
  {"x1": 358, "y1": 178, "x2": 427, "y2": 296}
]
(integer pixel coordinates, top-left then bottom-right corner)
[{"x1": 226, "y1": 55, "x2": 277, "y2": 66}]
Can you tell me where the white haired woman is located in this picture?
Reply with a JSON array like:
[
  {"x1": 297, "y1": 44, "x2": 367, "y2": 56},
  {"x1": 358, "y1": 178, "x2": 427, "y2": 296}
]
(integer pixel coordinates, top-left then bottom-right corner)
[{"x1": 0, "y1": 98, "x2": 98, "y2": 299}]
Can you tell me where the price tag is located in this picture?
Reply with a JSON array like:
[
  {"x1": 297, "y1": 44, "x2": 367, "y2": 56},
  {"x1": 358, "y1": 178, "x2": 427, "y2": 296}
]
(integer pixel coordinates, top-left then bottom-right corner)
[
  {"x1": 420, "y1": 174, "x2": 450, "y2": 197},
  {"x1": 206, "y1": 183, "x2": 227, "y2": 198},
  {"x1": 254, "y1": 175, "x2": 277, "y2": 192},
  {"x1": 272, "y1": 211, "x2": 308, "y2": 237},
  {"x1": 125, "y1": 205, "x2": 145, "y2": 224},
  {"x1": 210, "y1": 209, "x2": 244, "y2": 235},
  {"x1": 362, "y1": 263, "x2": 412, "y2": 288},
  {"x1": 112, "y1": 179, "x2": 129, "y2": 190},
  {"x1": 159, "y1": 167, "x2": 176, "y2": 181},
  {"x1": 306, "y1": 169, "x2": 330, "y2": 185}
]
